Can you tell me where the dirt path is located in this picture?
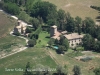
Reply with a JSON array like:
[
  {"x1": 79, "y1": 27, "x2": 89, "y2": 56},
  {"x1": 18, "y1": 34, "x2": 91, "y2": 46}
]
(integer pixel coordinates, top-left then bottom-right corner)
[
  {"x1": 0, "y1": 47, "x2": 27, "y2": 59},
  {"x1": 0, "y1": 31, "x2": 28, "y2": 59},
  {"x1": 44, "y1": 48, "x2": 60, "y2": 65}
]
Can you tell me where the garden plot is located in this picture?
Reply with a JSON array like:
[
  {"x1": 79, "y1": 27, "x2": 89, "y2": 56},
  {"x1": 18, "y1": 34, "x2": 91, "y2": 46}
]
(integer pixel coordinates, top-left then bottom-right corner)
[{"x1": 75, "y1": 51, "x2": 100, "y2": 61}]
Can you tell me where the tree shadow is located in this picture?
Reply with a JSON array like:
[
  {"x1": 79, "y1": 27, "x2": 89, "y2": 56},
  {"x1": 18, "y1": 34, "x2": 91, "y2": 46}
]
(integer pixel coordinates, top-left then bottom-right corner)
[
  {"x1": 96, "y1": 19, "x2": 100, "y2": 22},
  {"x1": 52, "y1": 73, "x2": 65, "y2": 75},
  {"x1": 96, "y1": 16, "x2": 100, "y2": 19},
  {"x1": 45, "y1": 36, "x2": 50, "y2": 38},
  {"x1": 56, "y1": 50, "x2": 65, "y2": 54}
]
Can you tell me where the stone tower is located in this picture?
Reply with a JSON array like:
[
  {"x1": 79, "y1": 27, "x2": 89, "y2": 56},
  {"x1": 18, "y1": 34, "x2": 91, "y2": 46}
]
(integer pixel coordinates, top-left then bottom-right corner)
[{"x1": 50, "y1": 25, "x2": 57, "y2": 37}]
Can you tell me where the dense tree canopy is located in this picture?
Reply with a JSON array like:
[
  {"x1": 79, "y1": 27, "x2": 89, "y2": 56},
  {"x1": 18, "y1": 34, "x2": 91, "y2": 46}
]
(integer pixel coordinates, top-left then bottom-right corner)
[
  {"x1": 73, "y1": 65, "x2": 81, "y2": 75},
  {"x1": 57, "y1": 9, "x2": 67, "y2": 30},
  {"x1": 82, "y1": 34, "x2": 95, "y2": 50},
  {"x1": 4, "y1": 2, "x2": 20, "y2": 15},
  {"x1": 3, "y1": 0, "x2": 27, "y2": 6},
  {"x1": 94, "y1": 67, "x2": 100, "y2": 75},
  {"x1": 66, "y1": 17, "x2": 75, "y2": 32},
  {"x1": 56, "y1": 35, "x2": 69, "y2": 54},
  {"x1": 28, "y1": 39, "x2": 36, "y2": 47},
  {"x1": 31, "y1": 17, "x2": 40, "y2": 30},
  {"x1": 31, "y1": 1, "x2": 57, "y2": 22}
]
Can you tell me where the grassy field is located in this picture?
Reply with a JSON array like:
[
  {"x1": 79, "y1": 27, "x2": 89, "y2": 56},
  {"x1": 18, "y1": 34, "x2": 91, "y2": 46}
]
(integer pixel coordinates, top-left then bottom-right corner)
[
  {"x1": 42, "y1": 0, "x2": 100, "y2": 22},
  {"x1": 47, "y1": 49, "x2": 100, "y2": 75},
  {"x1": 0, "y1": 11, "x2": 17, "y2": 38},
  {"x1": 36, "y1": 31, "x2": 50, "y2": 47},
  {"x1": 0, "y1": 48, "x2": 57, "y2": 75},
  {"x1": 0, "y1": 11, "x2": 26, "y2": 52}
]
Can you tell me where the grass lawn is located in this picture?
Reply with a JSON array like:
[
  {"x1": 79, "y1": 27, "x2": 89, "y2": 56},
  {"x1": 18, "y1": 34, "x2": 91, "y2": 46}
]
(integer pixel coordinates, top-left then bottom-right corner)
[
  {"x1": 0, "y1": 35, "x2": 26, "y2": 45},
  {"x1": 0, "y1": 48, "x2": 57, "y2": 75},
  {"x1": 42, "y1": 0, "x2": 100, "y2": 22},
  {"x1": 47, "y1": 48, "x2": 100, "y2": 75},
  {"x1": 36, "y1": 31, "x2": 50, "y2": 47}
]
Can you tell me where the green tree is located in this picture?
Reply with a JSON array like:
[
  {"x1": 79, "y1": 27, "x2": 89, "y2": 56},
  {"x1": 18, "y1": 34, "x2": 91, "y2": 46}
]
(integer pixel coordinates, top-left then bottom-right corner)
[
  {"x1": 97, "y1": 34, "x2": 100, "y2": 41},
  {"x1": 75, "y1": 16, "x2": 82, "y2": 34},
  {"x1": 0, "y1": 1, "x2": 4, "y2": 9},
  {"x1": 25, "y1": 27, "x2": 32, "y2": 33},
  {"x1": 59, "y1": 35, "x2": 65, "y2": 45},
  {"x1": 31, "y1": 1, "x2": 57, "y2": 22},
  {"x1": 57, "y1": 45, "x2": 65, "y2": 54},
  {"x1": 75, "y1": 16, "x2": 82, "y2": 25},
  {"x1": 31, "y1": 17, "x2": 40, "y2": 30},
  {"x1": 57, "y1": 9, "x2": 67, "y2": 30},
  {"x1": 55, "y1": 39, "x2": 59, "y2": 45},
  {"x1": 94, "y1": 67, "x2": 100, "y2": 75},
  {"x1": 94, "y1": 41, "x2": 100, "y2": 52},
  {"x1": 59, "y1": 35, "x2": 69, "y2": 51},
  {"x1": 28, "y1": 39, "x2": 36, "y2": 47},
  {"x1": 62, "y1": 38, "x2": 69, "y2": 51},
  {"x1": 4, "y1": 2, "x2": 20, "y2": 15},
  {"x1": 56, "y1": 65, "x2": 63, "y2": 75},
  {"x1": 18, "y1": 11, "x2": 31, "y2": 23},
  {"x1": 25, "y1": 0, "x2": 40, "y2": 14},
  {"x1": 84, "y1": 17, "x2": 95, "y2": 33},
  {"x1": 48, "y1": 38, "x2": 55, "y2": 47},
  {"x1": 23, "y1": 62, "x2": 33, "y2": 75},
  {"x1": 66, "y1": 17, "x2": 75, "y2": 32},
  {"x1": 73, "y1": 65, "x2": 81, "y2": 75},
  {"x1": 56, "y1": 65, "x2": 68, "y2": 75},
  {"x1": 82, "y1": 34, "x2": 95, "y2": 50}
]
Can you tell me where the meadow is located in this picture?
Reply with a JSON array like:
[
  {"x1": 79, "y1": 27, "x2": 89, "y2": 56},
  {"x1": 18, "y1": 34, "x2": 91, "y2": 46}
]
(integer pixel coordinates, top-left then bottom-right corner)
[
  {"x1": 42, "y1": 0, "x2": 100, "y2": 22},
  {"x1": 0, "y1": 11, "x2": 26, "y2": 55},
  {"x1": 47, "y1": 49, "x2": 100, "y2": 75},
  {"x1": 0, "y1": 48, "x2": 57, "y2": 75}
]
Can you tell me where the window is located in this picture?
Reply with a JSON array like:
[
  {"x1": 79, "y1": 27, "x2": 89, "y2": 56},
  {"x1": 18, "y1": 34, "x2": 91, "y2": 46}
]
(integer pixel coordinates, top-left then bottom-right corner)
[
  {"x1": 79, "y1": 39, "x2": 81, "y2": 41},
  {"x1": 76, "y1": 43, "x2": 78, "y2": 45},
  {"x1": 75, "y1": 40, "x2": 76, "y2": 42},
  {"x1": 71, "y1": 44, "x2": 74, "y2": 46}
]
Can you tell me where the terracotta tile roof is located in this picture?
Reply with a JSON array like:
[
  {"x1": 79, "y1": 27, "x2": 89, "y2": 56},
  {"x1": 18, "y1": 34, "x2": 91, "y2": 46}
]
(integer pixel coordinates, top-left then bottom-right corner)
[{"x1": 51, "y1": 31, "x2": 61, "y2": 40}]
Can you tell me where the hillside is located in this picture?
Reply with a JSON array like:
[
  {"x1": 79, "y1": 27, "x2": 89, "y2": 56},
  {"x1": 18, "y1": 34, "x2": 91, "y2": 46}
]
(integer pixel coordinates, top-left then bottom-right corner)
[
  {"x1": 0, "y1": 11, "x2": 26, "y2": 56},
  {"x1": 42, "y1": 0, "x2": 100, "y2": 22},
  {"x1": 0, "y1": 11, "x2": 16, "y2": 38}
]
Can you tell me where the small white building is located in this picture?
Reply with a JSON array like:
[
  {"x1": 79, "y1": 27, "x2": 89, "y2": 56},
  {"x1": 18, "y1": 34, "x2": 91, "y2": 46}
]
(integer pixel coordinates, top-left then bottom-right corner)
[{"x1": 14, "y1": 20, "x2": 27, "y2": 34}]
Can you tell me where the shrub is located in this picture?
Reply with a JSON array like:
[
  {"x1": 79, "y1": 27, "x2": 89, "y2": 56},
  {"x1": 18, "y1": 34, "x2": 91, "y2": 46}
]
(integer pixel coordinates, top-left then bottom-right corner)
[
  {"x1": 80, "y1": 56, "x2": 92, "y2": 62},
  {"x1": 13, "y1": 32, "x2": 20, "y2": 36},
  {"x1": 28, "y1": 39, "x2": 36, "y2": 47}
]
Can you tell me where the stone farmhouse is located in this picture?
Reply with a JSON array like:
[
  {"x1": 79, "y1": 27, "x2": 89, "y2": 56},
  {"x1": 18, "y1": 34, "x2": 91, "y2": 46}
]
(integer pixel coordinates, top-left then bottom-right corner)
[
  {"x1": 50, "y1": 25, "x2": 84, "y2": 48},
  {"x1": 14, "y1": 20, "x2": 27, "y2": 34}
]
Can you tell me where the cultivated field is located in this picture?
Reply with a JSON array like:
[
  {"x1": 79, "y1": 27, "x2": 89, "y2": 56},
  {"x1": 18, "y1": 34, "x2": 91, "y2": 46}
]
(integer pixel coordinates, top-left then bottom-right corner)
[
  {"x1": 0, "y1": 48, "x2": 57, "y2": 75},
  {"x1": 42, "y1": 0, "x2": 100, "y2": 22},
  {"x1": 47, "y1": 49, "x2": 100, "y2": 75}
]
